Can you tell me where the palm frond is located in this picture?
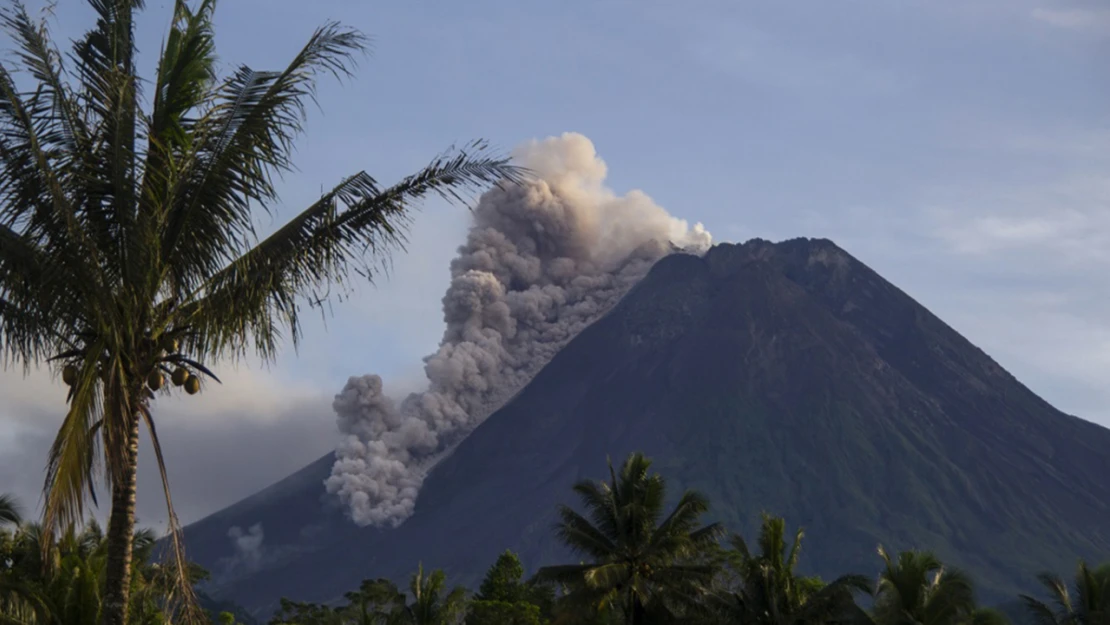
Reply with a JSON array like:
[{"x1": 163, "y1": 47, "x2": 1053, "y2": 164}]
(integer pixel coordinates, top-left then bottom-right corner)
[
  {"x1": 651, "y1": 490, "x2": 713, "y2": 548},
  {"x1": 68, "y1": 0, "x2": 145, "y2": 284},
  {"x1": 971, "y1": 607, "x2": 1012, "y2": 625},
  {"x1": 921, "y1": 566, "x2": 976, "y2": 625},
  {"x1": 825, "y1": 573, "x2": 874, "y2": 598},
  {"x1": 583, "y1": 562, "x2": 631, "y2": 591},
  {"x1": 41, "y1": 351, "x2": 104, "y2": 546},
  {"x1": 0, "y1": 225, "x2": 88, "y2": 368},
  {"x1": 0, "y1": 1, "x2": 85, "y2": 155},
  {"x1": 178, "y1": 146, "x2": 524, "y2": 362},
  {"x1": 138, "y1": 403, "x2": 204, "y2": 624},
  {"x1": 555, "y1": 505, "x2": 618, "y2": 561},
  {"x1": 534, "y1": 564, "x2": 595, "y2": 587},
  {"x1": 729, "y1": 532, "x2": 753, "y2": 563},
  {"x1": 146, "y1": 0, "x2": 215, "y2": 155},
  {"x1": 161, "y1": 20, "x2": 368, "y2": 292},
  {"x1": 138, "y1": 0, "x2": 217, "y2": 272},
  {"x1": 572, "y1": 478, "x2": 621, "y2": 543},
  {"x1": 0, "y1": 572, "x2": 54, "y2": 624},
  {"x1": 0, "y1": 492, "x2": 22, "y2": 525},
  {"x1": 0, "y1": 61, "x2": 105, "y2": 300},
  {"x1": 1038, "y1": 571, "x2": 1073, "y2": 617}
]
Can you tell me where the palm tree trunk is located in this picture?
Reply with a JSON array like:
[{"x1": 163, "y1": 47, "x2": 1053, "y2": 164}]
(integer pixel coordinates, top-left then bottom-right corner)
[
  {"x1": 100, "y1": 410, "x2": 140, "y2": 625},
  {"x1": 626, "y1": 589, "x2": 639, "y2": 625}
]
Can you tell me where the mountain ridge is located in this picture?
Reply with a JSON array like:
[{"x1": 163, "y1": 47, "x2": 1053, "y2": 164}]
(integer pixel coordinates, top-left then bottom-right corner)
[{"x1": 181, "y1": 237, "x2": 1110, "y2": 618}]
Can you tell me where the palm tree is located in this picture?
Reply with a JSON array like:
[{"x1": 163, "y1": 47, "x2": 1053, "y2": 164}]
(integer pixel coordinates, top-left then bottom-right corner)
[
  {"x1": 342, "y1": 577, "x2": 410, "y2": 625},
  {"x1": 706, "y1": 514, "x2": 871, "y2": 625},
  {"x1": 872, "y1": 547, "x2": 1004, "y2": 625},
  {"x1": 407, "y1": 563, "x2": 468, "y2": 625},
  {"x1": 0, "y1": 494, "x2": 21, "y2": 527},
  {"x1": 0, "y1": 519, "x2": 178, "y2": 624},
  {"x1": 0, "y1": 1, "x2": 522, "y2": 623},
  {"x1": 535, "y1": 452, "x2": 724, "y2": 625},
  {"x1": 0, "y1": 518, "x2": 200, "y2": 625},
  {"x1": 1020, "y1": 560, "x2": 1110, "y2": 625}
]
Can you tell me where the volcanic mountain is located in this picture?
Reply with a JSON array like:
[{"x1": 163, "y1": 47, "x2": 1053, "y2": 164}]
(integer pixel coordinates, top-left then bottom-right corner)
[{"x1": 181, "y1": 237, "x2": 1110, "y2": 619}]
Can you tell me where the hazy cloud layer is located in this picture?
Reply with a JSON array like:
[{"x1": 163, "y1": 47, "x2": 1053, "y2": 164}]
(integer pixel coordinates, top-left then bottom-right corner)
[{"x1": 0, "y1": 366, "x2": 336, "y2": 529}]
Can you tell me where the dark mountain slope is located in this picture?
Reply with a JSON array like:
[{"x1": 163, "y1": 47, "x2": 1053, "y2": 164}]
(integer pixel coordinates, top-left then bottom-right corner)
[{"x1": 183, "y1": 238, "x2": 1110, "y2": 618}]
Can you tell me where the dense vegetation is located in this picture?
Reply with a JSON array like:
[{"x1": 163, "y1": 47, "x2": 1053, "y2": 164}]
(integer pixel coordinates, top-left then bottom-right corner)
[{"x1": 2, "y1": 453, "x2": 1107, "y2": 625}]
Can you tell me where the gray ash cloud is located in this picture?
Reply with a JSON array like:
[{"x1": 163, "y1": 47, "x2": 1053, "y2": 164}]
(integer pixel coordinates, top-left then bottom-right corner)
[{"x1": 325, "y1": 133, "x2": 711, "y2": 527}]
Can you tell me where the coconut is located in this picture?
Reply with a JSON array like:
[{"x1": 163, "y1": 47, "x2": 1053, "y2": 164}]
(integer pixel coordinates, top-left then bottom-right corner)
[
  {"x1": 160, "y1": 336, "x2": 179, "y2": 354},
  {"x1": 184, "y1": 375, "x2": 200, "y2": 395},
  {"x1": 147, "y1": 371, "x2": 165, "y2": 391},
  {"x1": 62, "y1": 365, "x2": 77, "y2": 386},
  {"x1": 171, "y1": 367, "x2": 189, "y2": 386}
]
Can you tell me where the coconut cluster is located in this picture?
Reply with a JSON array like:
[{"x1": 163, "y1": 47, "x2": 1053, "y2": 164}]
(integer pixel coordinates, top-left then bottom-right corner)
[{"x1": 58, "y1": 332, "x2": 204, "y2": 396}]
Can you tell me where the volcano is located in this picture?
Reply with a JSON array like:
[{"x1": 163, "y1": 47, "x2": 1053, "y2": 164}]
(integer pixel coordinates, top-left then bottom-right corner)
[{"x1": 181, "y1": 238, "x2": 1110, "y2": 619}]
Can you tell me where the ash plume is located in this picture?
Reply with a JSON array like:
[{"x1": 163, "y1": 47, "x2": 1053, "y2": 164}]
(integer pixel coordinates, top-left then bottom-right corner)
[{"x1": 325, "y1": 132, "x2": 712, "y2": 527}]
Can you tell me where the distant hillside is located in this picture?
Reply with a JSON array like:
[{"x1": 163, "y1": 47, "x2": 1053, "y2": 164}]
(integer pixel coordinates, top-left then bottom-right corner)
[{"x1": 182, "y1": 238, "x2": 1110, "y2": 619}]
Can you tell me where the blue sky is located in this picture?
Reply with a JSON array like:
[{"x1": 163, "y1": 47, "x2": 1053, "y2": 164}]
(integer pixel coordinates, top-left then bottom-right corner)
[{"x1": 0, "y1": 0, "x2": 1107, "y2": 526}]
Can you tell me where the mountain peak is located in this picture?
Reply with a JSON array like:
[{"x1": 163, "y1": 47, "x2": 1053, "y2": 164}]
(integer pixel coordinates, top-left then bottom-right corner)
[{"x1": 698, "y1": 237, "x2": 853, "y2": 283}]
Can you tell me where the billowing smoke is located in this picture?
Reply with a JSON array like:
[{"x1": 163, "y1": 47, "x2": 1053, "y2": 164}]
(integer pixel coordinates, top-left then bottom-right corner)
[
  {"x1": 325, "y1": 132, "x2": 712, "y2": 527},
  {"x1": 219, "y1": 524, "x2": 265, "y2": 577}
]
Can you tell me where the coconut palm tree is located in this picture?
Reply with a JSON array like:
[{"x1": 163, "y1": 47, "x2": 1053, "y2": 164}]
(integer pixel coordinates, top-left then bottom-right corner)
[
  {"x1": 872, "y1": 547, "x2": 1006, "y2": 625},
  {"x1": 535, "y1": 452, "x2": 724, "y2": 625},
  {"x1": 706, "y1": 514, "x2": 871, "y2": 625},
  {"x1": 1020, "y1": 560, "x2": 1110, "y2": 625},
  {"x1": 0, "y1": 1, "x2": 522, "y2": 623},
  {"x1": 407, "y1": 563, "x2": 468, "y2": 625}
]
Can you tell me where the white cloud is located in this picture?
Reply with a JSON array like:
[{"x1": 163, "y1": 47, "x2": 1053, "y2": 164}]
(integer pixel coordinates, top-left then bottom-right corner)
[
  {"x1": 924, "y1": 175, "x2": 1110, "y2": 263},
  {"x1": 1031, "y1": 7, "x2": 1110, "y2": 32}
]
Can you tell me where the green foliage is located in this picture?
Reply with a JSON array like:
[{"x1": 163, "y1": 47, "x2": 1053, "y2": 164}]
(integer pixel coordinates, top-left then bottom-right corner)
[
  {"x1": 342, "y1": 577, "x2": 408, "y2": 624},
  {"x1": 872, "y1": 546, "x2": 1002, "y2": 625},
  {"x1": 467, "y1": 551, "x2": 548, "y2": 625},
  {"x1": 465, "y1": 601, "x2": 543, "y2": 625},
  {"x1": 408, "y1": 564, "x2": 467, "y2": 625},
  {"x1": 704, "y1": 514, "x2": 872, "y2": 625},
  {"x1": 534, "y1": 452, "x2": 724, "y2": 624},
  {"x1": 198, "y1": 594, "x2": 259, "y2": 625},
  {"x1": 0, "y1": 509, "x2": 203, "y2": 625},
  {"x1": 1020, "y1": 561, "x2": 1110, "y2": 625},
  {"x1": 476, "y1": 552, "x2": 528, "y2": 604},
  {"x1": 0, "y1": 496, "x2": 21, "y2": 527},
  {"x1": 267, "y1": 565, "x2": 467, "y2": 625}
]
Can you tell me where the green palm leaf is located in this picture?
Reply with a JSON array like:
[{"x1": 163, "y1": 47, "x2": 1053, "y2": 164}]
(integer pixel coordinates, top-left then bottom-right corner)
[
  {"x1": 537, "y1": 451, "x2": 723, "y2": 624},
  {"x1": 0, "y1": 493, "x2": 22, "y2": 526}
]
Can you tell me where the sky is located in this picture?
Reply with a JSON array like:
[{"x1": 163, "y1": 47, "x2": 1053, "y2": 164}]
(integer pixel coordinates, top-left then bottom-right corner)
[{"x1": 0, "y1": 0, "x2": 1107, "y2": 530}]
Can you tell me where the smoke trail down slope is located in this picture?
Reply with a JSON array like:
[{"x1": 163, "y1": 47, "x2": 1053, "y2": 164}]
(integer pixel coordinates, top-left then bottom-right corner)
[{"x1": 325, "y1": 132, "x2": 712, "y2": 527}]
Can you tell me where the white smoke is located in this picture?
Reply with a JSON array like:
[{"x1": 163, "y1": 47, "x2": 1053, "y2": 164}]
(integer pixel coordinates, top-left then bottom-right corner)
[
  {"x1": 324, "y1": 132, "x2": 712, "y2": 527},
  {"x1": 221, "y1": 524, "x2": 265, "y2": 575}
]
